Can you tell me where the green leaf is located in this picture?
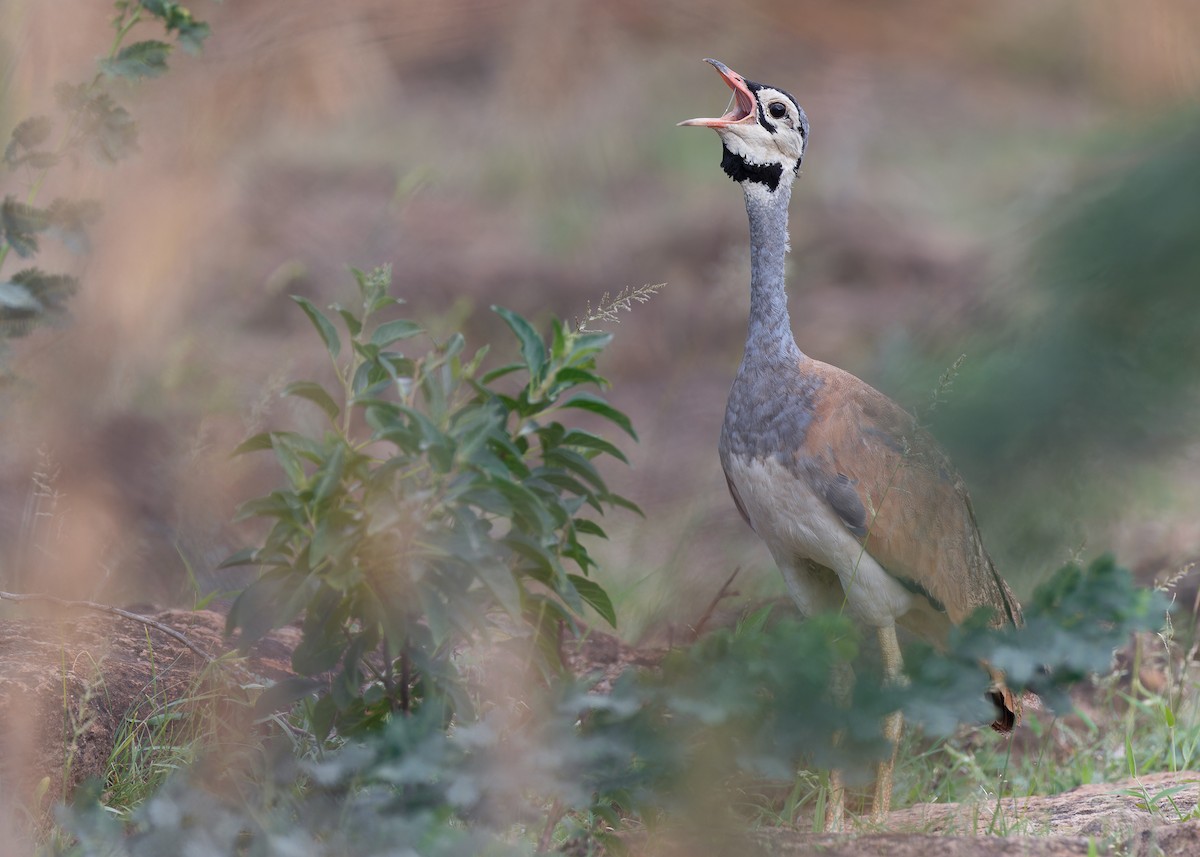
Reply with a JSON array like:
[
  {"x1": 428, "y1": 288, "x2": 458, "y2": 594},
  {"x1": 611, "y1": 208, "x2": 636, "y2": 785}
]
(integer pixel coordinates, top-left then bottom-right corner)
[
  {"x1": 232, "y1": 491, "x2": 300, "y2": 523},
  {"x1": 546, "y1": 448, "x2": 610, "y2": 493},
  {"x1": 608, "y1": 492, "x2": 645, "y2": 517},
  {"x1": 271, "y1": 436, "x2": 309, "y2": 489},
  {"x1": 9, "y1": 115, "x2": 52, "y2": 151},
  {"x1": 10, "y1": 268, "x2": 77, "y2": 306},
  {"x1": 0, "y1": 269, "x2": 78, "y2": 336},
  {"x1": 535, "y1": 470, "x2": 598, "y2": 508},
  {"x1": 4, "y1": 116, "x2": 52, "y2": 167},
  {"x1": 572, "y1": 518, "x2": 608, "y2": 539},
  {"x1": 293, "y1": 612, "x2": 347, "y2": 674},
  {"x1": 283, "y1": 381, "x2": 341, "y2": 422},
  {"x1": 311, "y1": 441, "x2": 346, "y2": 506},
  {"x1": 217, "y1": 547, "x2": 258, "y2": 569},
  {"x1": 334, "y1": 305, "x2": 362, "y2": 338},
  {"x1": 292, "y1": 295, "x2": 341, "y2": 358},
  {"x1": 479, "y1": 361, "x2": 524, "y2": 385},
  {"x1": 504, "y1": 533, "x2": 559, "y2": 585},
  {"x1": 101, "y1": 40, "x2": 172, "y2": 79},
  {"x1": 475, "y1": 559, "x2": 523, "y2": 624},
  {"x1": 1, "y1": 197, "x2": 51, "y2": 257},
  {"x1": 492, "y1": 305, "x2": 546, "y2": 379},
  {"x1": 138, "y1": 0, "x2": 172, "y2": 15},
  {"x1": 86, "y1": 94, "x2": 138, "y2": 163},
  {"x1": 550, "y1": 317, "x2": 568, "y2": 361},
  {"x1": 351, "y1": 359, "x2": 390, "y2": 397},
  {"x1": 561, "y1": 392, "x2": 638, "y2": 440},
  {"x1": 568, "y1": 330, "x2": 614, "y2": 358},
  {"x1": 560, "y1": 429, "x2": 629, "y2": 463},
  {"x1": 569, "y1": 574, "x2": 616, "y2": 627},
  {"x1": 174, "y1": 20, "x2": 211, "y2": 55},
  {"x1": 139, "y1": 1, "x2": 210, "y2": 53},
  {"x1": 227, "y1": 569, "x2": 315, "y2": 646},
  {"x1": 493, "y1": 479, "x2": 556, "y2": 534},
  {"x1": 370, "y1": 318, "x2": 424, "y2": 348},
  {"x1": 233, "y1": 432, "x2": 274, "y2": 456},
  {"x1": 551, "y1": 367, "x2": 606, "y2": 389},
  {"x1": 308, "y1": 692, "x2": 338, "y2": 742}
]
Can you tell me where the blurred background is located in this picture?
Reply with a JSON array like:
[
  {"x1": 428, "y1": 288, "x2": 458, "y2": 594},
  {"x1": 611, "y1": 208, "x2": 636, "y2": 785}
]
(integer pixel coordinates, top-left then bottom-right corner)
[{"x1": 2, "y1": 0, "x2": 1200, "y2": 642}]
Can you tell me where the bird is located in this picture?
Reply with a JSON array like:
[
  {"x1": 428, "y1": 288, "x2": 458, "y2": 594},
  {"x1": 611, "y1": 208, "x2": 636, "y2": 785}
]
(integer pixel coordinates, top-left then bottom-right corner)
[{"x1": 679, "y1": 58, "x2": 1025, "y2": 831}]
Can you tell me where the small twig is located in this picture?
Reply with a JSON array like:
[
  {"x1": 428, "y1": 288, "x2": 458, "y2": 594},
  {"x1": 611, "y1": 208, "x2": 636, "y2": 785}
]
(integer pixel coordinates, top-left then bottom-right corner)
[
  {"x1": 921, "y1": 353, "x2": 967, "y2": 420},
  {"x1": 399, "y1": 644, "x2": 411, "y2": 715},
  {"x1": 0, "y1": 590, "x2": 215, "y2": 663},
  {"x1": 689, "y1": 566, "x2": 741, "y2": 642},
  {"x1": 575, "y1": 283, "x2": 665, "y2": 332}
]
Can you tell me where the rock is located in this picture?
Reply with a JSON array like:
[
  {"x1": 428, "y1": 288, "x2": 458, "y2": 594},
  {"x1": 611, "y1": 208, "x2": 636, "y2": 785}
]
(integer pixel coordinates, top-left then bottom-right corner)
[
  {"x1": 883, "y1": 770, "x2": 1200, "y2": 838},
  {"x1": 743, "y1": 772, "x2": 1200, "y2": 857}
]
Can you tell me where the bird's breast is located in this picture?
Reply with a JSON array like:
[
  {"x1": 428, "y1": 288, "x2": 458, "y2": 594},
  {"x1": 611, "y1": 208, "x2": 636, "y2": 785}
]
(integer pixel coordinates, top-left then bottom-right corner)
[
  {"x1": 719, "y1": 363, "x2": 824, "y2": 465},
  {"x1": 721, "y1": 453, "x2": 917, "y2": 627}
]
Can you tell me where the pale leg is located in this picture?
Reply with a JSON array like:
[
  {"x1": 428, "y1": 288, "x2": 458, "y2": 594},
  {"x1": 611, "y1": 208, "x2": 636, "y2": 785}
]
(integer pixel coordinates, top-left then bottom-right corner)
[
  {"x1": 872, "y1": 623, "x2": 906, "y2": 821},
  {"x1": 823, "y1": 658, "x2": 853, "y2": 832}
]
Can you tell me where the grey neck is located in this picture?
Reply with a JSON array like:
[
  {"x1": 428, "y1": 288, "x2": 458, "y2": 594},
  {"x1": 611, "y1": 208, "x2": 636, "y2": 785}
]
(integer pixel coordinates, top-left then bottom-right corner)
[{"x1": 742, "y1": 181, "x2": 802, "y2": 368}]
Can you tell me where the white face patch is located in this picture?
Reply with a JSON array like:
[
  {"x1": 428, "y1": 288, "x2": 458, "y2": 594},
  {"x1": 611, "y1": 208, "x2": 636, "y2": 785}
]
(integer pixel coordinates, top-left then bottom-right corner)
[{"x1": 714, "y1": 85, "x2": 807, "y2": 188}]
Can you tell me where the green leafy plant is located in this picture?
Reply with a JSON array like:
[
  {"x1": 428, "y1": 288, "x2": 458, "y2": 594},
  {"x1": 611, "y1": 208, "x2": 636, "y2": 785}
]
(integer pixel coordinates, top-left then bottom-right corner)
[
  {"x1": 224, "y1": 265, "x2": 641, "y2": 738},
  {"x1": 45, "y1": 555, "x2": 1172, "y2": 854},
  {"x1": 0, "y1": 0, "x2": 210, "y2": 375}
]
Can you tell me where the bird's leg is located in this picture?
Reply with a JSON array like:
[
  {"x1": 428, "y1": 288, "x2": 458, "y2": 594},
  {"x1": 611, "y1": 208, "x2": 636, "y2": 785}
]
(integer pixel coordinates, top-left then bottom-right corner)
[
  {"x1": 825, "y1": 768, "x2": 845, "y2": 832},
  {"x1": 872, "y1": 623, "x2": 907, "y2": 822},
  {"x1": 824, "y1": 657, "x2": 853, "y2": 832}
]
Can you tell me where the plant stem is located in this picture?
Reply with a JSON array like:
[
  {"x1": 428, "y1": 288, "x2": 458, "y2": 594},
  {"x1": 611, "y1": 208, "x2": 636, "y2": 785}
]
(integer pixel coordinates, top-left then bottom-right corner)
[
  {"x1": 380, "y1": 638, "x2": 396, "y2": 702},
  {"x1": 110, "y1": 9, "x2": 143, "y2": 59},
  {"x1": 399, "y1": 645, "x2": 411, "y2": 715}
]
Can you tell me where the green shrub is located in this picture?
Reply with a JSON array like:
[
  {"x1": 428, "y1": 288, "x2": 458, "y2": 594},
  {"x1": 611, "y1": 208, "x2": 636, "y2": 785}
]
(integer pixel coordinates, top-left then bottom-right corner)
[{"x1": 224, "y1": 265, "x2": 640, "y2": 738}]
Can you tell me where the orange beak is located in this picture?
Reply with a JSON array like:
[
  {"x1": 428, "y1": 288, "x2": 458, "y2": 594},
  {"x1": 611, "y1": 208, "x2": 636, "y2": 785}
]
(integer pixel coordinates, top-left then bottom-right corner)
[{"x1": 678, "y1": 59, "x2": 758, "y2": 128}]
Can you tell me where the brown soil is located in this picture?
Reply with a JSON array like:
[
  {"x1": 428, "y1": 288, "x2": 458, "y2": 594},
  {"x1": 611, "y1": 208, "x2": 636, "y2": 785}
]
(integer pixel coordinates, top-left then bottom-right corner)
[{"x1": 0, "y1": 608, "x2": 297, "y2": 810}]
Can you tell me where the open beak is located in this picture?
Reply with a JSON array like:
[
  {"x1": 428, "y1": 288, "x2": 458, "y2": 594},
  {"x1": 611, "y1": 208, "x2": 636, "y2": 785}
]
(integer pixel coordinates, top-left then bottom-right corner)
[{"x1": 678, "y1": 59, "x2": 757, "y2": 128}]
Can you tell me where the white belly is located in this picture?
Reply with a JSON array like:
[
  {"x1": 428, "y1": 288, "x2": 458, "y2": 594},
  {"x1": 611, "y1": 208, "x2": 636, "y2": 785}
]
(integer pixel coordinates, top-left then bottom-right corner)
[{"x1": 724, "y1": 454, "x2": 916, "y2": 628}]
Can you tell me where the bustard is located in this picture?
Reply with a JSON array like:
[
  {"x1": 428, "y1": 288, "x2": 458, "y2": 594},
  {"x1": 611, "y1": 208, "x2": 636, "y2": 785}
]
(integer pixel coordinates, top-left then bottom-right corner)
[{"x1": 680, "y1": 59, "x2": 1025, "y2": 830}]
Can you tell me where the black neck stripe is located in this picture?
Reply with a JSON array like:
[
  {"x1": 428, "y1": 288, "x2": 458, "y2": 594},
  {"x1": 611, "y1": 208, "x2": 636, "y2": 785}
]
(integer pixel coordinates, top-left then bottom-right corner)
[
  {"x1": 721, "y1": 144, "x2": 784, "y2": 191},
  {"x1": 745, "y1": 80, "x2": 777, "y2": 135}
]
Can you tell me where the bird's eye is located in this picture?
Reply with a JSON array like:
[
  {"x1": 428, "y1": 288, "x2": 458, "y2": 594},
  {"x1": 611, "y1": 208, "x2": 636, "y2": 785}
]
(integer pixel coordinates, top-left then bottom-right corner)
[{"x1": 768, "y1": 102, "x2": 787, "y2": 119}]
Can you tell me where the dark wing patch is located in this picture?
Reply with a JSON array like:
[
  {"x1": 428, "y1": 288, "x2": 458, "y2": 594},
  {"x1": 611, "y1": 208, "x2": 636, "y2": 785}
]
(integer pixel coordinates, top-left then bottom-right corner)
[
  {"x1": 892, "y1": 574, "x2": 948, "y2": 614},
  {"x1": 820, "y1": 472, "x2": 868, "y2": 538}
]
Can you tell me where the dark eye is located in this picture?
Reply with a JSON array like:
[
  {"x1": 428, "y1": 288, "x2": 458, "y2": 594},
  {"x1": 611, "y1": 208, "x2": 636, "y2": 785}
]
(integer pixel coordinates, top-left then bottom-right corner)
[{"x1": 768, "y1": 102, "x2": 787, "y2": 119}]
